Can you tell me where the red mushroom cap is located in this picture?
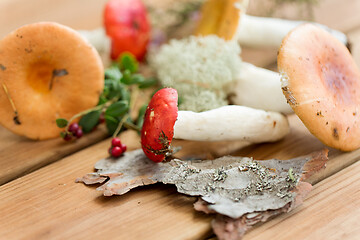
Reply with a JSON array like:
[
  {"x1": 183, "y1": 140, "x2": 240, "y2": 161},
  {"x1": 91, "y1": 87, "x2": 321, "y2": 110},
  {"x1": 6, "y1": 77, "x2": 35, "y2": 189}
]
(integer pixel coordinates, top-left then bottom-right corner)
[{"x1": 141, "y1": 88, "x2": 178, "y2": 162}]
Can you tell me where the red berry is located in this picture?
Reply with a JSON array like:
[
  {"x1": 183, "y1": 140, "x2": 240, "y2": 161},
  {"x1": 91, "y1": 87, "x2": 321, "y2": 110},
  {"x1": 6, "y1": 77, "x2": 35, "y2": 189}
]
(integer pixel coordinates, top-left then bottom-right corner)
[
  {"x1": 63, "y1": 133, "x2": 72, "y2": 141},
  {"x1": 111, "y1": 137, "x2": 122, "y2": 147},
  {"x1": 120, "y1": 143, "x2": 127, "y2": 153},
  {"x1": 68, "y1": 123, "x2": 79, "y2": 134},
  {"x1": 111, "y1": 146, "x2": 123, "y2": 157},
  {"x1": 99, "y1": 113, "x2": 105, "y2": 124},
  {"x1": 75, "y1": 128, "x2": 83, "y2": 138}
]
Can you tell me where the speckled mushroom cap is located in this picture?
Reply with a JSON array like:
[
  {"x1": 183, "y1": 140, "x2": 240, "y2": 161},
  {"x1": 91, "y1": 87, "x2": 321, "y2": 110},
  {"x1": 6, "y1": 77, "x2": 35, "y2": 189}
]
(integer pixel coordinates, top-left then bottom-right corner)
[
  {"x1": 0, "y1": 22, "x2": 104, "y2": 140},
  {"x1": 278, "y1": 24, "x2": 360, "y2": 151}
]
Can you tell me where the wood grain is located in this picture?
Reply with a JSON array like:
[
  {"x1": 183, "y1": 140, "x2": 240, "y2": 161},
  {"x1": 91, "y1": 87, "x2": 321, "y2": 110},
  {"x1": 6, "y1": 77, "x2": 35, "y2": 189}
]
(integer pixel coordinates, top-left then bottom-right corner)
[
  {"x1": 0, "y1": 117, "x2": 358, "y2": 240},
  {"x1": 243, "y1": 160, "x2": 360, "y2": 240},
  {"x1": 0, "y1": 131, "x2": 212, "y2": 240},
  {"x1": 1, "y1": 0, "x2": 359, "y2": 187},
  {"x1": 0, "y1": 126, "x2": 108, "y2": 185},
  {"x1": 0, "y1": 0, "x2": 107, "y2": 38}
]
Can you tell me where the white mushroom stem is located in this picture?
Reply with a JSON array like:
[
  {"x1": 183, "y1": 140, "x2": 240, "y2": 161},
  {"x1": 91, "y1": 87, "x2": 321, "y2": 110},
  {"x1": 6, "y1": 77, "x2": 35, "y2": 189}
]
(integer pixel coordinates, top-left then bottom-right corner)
[
  {"x1": 173, "y1": 105, "x2": 289, "y2": 142},
  {"x1": 236, "y1": 15, "x2": 348, "y2": 48},
  {"x1": 228, "y1": 62, "x2": 293, "y2": 114}
]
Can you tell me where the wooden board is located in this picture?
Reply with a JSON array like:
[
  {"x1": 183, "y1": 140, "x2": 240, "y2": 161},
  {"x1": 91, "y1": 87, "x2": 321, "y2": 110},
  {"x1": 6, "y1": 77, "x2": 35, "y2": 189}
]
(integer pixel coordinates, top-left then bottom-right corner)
[
  {"x1": 1, "y1": 0, "x2": 360, "y2": 187},
  {"x1": 0, "y1": 116, "x2": 359, "y2": 240},
  {"x1": 0, "y1": 126, "x2": 108, "y2": 185},
  {"x1": 243, "y1": 160, "x2": 360, "y2": 240},
  {"x1": 0, "y1": 0, "x2": 360, "y2": 239}
]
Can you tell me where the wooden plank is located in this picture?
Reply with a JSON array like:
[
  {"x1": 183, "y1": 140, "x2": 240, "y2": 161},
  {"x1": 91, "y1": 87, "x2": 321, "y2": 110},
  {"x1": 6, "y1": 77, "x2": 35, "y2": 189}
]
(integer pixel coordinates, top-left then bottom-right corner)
[
  {"x1": 0, "y1": 115, "x2": 359, "y2": 239},
  {"x1": 0, "y1": 0, "x2": 107, "y2": 38},
  {"x1": 0, "y1": 126, "x2": 108, "y2": 185},
  {"x1": 0, "y1": 0, "x2": 109, "y2": 184},
  {"x1": 0, "y1": 0, "x2": 358, "y2": 186},
  {"x1": 243, "y1": 160, "x2": 360, "y2": 240},
  {"x1": 0, "y1": 131, "x2": 212, "y2": 240}
]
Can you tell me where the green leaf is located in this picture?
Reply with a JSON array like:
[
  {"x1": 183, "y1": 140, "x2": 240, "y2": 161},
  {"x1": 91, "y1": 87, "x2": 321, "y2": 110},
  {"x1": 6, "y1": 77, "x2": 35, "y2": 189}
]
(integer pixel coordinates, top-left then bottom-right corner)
[
  {"x1": 120, "y1": 86, "x2": 131, "y2": 102},
  {"x1": 79, "y1": 110, "x2": 101, "y2": 133},
  {"x1": 105, "y1": 100, "x2": 129, "y2": 117},
  {"x1": 139, "y1": 77, "x2": 158, "y2": 89},
  {"x1": 60, "y1": 131, "x2": 66, "y2": 138},
  {"x1": 107, "y1": 81, "x2": 122, "y2": 99},
  {"x1": 104, "y1": 115, "x2": 119, "y2": 135},
  {"x1": 136, "y1": 104, "x2": 148, "y2": 129},
  {"x1": 56, "y1": 118, "x2": 68, "y2": 128},
  {"x1": 119, "y1": 53, "x2": 138, "y2": 73},
  {"x1": 130, "y1": 74, "x2": 145, "y2": 84},
  {"x1": 98, "y1": 95, "x2": 108, "y2": 105},
  {"x1": 105, "y1": 66, "x2": 122, "y2": 81},
  {"x1": 120, "y1": 69, "x2": 132, "y2": 85}
]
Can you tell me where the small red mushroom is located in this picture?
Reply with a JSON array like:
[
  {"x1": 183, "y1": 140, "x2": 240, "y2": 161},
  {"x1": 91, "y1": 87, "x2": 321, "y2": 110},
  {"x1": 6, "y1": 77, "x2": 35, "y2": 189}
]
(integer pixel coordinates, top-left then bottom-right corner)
[
  {"x1": 141, "y1": 88, "x2": 290, "y2": 162},
  {"x1": 141, "y1": 88, "x2": 178, "y2": 162}
]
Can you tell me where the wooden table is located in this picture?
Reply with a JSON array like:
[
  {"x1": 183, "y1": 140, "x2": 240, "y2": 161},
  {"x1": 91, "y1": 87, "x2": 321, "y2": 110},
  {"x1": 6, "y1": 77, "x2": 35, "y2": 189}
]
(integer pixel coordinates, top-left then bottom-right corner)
[{"x1": 0, "y1": 0, "x2": 359, "y2": 239}]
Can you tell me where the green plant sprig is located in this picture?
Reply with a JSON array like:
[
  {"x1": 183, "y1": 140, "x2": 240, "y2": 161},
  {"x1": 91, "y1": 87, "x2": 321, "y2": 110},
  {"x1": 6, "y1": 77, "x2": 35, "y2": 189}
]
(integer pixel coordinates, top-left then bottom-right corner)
[{"x1": 56, "y1": 53, "x2": 157, "y2": 139}]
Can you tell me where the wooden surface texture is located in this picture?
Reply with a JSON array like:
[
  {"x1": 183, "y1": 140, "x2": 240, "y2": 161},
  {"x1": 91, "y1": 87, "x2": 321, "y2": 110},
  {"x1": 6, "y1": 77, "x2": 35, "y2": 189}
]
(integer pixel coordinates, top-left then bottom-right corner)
[{"x1": 0, "y1": 0, "x2": 359, "y2": 239}]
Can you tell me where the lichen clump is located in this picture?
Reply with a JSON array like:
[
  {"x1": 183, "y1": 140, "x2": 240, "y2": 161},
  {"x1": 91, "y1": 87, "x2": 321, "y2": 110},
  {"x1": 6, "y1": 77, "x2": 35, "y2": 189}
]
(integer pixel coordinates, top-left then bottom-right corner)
[{"x1": 151, "y1": 35, "x2": 242, "y2": 112}]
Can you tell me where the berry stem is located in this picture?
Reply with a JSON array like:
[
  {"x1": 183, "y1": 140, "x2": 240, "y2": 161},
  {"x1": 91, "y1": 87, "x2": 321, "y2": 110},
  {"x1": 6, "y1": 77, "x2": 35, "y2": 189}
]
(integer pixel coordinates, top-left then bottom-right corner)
[
  {"x1": 65, "y1": 97, "x2": 119, "y2": 132},
  {"x1": 112, "y1": 113, "x2": 129, "y2": 138}
]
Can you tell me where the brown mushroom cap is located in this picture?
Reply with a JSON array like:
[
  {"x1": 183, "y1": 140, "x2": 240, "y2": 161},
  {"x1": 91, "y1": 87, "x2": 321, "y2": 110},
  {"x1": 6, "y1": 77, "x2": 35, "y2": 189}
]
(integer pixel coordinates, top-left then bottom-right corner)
[
  {"x1": 278, "y1": 23, "x2": 360, "y2": 151},
  {"x1": 0, "y1": 22, "x2": 104, "y2": 140}
]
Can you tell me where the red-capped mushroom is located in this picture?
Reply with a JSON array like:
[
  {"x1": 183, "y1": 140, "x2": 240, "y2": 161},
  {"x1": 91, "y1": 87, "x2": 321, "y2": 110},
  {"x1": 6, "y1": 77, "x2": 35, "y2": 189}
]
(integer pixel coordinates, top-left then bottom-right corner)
[
  {"x1": 278, "y1": 24, "x2": 360, "y2": 151},
  {"x1": 141, "y1": 88, "x2": 178, "y2": 162},
  {"x1": 141, "y1": 88, "x2": 290, "y2": 162}
]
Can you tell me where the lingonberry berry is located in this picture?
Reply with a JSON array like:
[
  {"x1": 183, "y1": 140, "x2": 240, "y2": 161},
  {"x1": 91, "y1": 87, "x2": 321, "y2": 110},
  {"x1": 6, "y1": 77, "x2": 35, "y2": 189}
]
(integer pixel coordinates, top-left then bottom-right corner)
[
  {"x1": 63, "y1": 133, "x2": 73, "y2": 141},
  {"x1": 120, "y1": 143, "x2": 127, "y2": 153},
  {"x1": 111, "y1": 137, "x2": 122, "y2": 147},
  {"x1": 75, "y1": 128, "x2": 83, "y2": 138},
  {"x1": 111, "y1": 146, "x2": 123, "y2": 157},
  {"x1": 99, "y1": 113, "x2": 105, "y2": 124},
  {"x1": 68, "y1": 123, "x2": 79, "y2": 134}
]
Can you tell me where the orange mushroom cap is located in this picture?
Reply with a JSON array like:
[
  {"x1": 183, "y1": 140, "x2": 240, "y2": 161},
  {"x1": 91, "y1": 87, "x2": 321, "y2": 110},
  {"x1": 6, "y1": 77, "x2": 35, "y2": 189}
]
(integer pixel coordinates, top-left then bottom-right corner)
[
  {"x1": 0, "y1": 22, "x2": 104, "y2": 140},
  {"x1": 278, "y1": 24, "x2": 360, "y2": 151}
]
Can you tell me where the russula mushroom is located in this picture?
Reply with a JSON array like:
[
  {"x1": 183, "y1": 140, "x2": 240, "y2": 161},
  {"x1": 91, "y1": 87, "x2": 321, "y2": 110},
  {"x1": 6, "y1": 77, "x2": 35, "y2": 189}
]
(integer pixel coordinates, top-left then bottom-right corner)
[
  {"x1": 278, "y1": 24, "x2": 360, "y2": 151},
  {"x1": 141, "y1": 88, "x2": 290, "y2": 162},
  {"x1": 195, "y1": 0, "x2": 348, "y2": 47},
  {"x1": 0, "y1": 22, "x2": 104, "y2": 140}
]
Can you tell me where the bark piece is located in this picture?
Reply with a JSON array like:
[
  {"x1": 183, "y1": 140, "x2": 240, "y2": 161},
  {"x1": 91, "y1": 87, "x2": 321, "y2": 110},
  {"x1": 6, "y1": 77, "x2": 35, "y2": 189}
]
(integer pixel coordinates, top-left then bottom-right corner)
[{"x1": 76, "y1": 149, "x2": 328, "y2": 239}]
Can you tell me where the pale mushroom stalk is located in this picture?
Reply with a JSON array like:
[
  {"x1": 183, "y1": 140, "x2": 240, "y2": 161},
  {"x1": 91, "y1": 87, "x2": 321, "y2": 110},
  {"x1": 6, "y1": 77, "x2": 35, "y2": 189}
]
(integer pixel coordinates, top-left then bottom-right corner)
[
  {"x1": 229, "y1": 62, "x2": 292, "y2": 113},
  {"x1": 237, "y1": 15, "x2": 348, "y2": 48},
  {"x1": 174, "y1": 105, "x2": 289, "y2": 142}
]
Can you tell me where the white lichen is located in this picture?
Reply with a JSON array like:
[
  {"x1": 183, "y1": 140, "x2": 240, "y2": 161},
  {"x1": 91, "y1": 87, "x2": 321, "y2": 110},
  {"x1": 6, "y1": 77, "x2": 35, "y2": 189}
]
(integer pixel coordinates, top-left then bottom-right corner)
[{"x1": 150, "y1": 35, "x2": 242, "y2": 112}]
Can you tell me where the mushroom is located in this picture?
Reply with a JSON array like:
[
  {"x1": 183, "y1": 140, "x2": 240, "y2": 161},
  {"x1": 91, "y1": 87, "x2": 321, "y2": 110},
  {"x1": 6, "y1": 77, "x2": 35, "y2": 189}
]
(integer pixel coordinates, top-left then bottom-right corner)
[
  {"x1": 0, "y1": 22, "x2": 104, "y2": 140},
  {"x1": 195, "y1": 0, "x2": 348, "y2": 47},
  {"x1": 141, "y1": 88, "x2": 289, "y2": 162},
  {"x1": 278, "y1": 24, "x2": 360, "y2": 151}
]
